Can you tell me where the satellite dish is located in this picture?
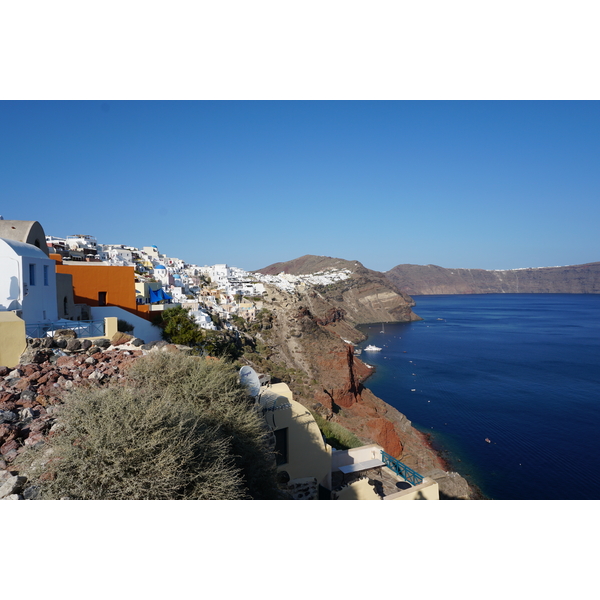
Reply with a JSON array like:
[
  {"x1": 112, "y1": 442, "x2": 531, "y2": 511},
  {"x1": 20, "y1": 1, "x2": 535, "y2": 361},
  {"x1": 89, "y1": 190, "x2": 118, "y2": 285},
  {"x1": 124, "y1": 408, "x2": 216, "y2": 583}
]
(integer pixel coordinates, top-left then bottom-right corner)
[{"x1": 239, "y1": 366, "x2": 261, "y2": 398}]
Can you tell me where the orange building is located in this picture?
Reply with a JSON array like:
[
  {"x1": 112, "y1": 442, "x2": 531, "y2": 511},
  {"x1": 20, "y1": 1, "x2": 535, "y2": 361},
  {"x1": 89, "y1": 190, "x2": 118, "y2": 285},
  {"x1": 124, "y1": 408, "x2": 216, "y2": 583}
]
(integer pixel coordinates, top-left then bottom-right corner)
[{"x1": 51, "y1": 254, "x2": 149, "y2": 320}]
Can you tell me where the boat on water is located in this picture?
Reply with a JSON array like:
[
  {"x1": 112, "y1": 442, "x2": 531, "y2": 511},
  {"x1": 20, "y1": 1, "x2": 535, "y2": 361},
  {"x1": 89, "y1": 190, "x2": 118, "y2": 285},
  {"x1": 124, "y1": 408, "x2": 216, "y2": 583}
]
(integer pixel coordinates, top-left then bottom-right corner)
[{"x1": 364, "y1": 344, "x2": 382, "y2": 352}]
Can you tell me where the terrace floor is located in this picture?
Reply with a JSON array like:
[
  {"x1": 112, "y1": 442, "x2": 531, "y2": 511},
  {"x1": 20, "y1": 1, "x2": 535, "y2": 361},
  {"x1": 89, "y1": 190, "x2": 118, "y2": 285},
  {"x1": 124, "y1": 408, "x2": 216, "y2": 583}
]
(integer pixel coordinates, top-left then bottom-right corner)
[{"x1": 331, "y1": 466, "x2": 413, "y2": 498}]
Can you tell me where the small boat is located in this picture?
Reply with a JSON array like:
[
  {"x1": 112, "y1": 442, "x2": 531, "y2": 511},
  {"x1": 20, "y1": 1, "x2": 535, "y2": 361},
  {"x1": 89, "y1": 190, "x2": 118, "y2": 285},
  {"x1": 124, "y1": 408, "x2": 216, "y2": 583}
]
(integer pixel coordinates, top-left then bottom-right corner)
[
  {"x1": 364, "y1": 344, "x2": 382, "y2": 352},
  {"x1": 485, "y1": 438, "x2": 491, "y2": 444}
]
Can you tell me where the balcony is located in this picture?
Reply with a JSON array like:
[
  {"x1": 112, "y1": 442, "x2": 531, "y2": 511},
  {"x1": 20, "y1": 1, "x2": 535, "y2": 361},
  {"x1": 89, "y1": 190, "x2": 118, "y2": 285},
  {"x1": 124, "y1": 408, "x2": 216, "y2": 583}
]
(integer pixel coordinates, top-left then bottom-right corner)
[
  {"x1": 145, "y1": 302, "x2": 181, "y2": 312},
  {"x1": 26, "y1": 319, "x2": 106, "y2": 339},
  {"x1": 330, "y1": 444, "x2": 439, "y2": 500}
]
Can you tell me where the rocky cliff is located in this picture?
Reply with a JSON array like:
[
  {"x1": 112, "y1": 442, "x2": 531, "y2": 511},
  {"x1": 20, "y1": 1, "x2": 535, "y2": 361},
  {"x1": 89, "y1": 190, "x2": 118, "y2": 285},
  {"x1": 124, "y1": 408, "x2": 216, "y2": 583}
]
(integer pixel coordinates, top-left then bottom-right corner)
[
  {"x1": 251, "y1": 257, "x2": 474, "y2": 498},
  {"x1": 257, "y1": 255, "x2": 422, "y2": 325},
  {"x1": 386, "y1": 262, "x2": 600, "y2": 295}
]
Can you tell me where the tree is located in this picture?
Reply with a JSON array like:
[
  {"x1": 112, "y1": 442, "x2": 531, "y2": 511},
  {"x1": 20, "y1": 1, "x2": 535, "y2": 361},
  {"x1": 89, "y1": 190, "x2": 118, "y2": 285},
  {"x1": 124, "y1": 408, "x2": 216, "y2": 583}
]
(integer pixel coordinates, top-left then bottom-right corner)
[{"x1": 158, "y1": 306, "x2": 203, "y2": 346}]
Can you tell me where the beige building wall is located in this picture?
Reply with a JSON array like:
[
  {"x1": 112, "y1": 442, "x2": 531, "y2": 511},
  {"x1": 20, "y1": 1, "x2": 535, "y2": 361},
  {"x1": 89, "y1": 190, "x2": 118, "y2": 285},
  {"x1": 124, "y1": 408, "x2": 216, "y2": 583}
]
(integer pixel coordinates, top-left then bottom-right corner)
[
  {"x1": 265, "y1": 382, "x2": 332, "y2": 490},
  {"x1": 383, "y1": 477, "x2": 439, "y2": 500},
  {"x1": 56, "y1": 272, "x2": 86, "y2": 319},
  {"x1": 0, "y1": 312, "x2": 26, "y2": 368},
  {"x1": 135, "y1": 281, "x2": 162, "y2": 302},
  {"x1": 103, "y1": 317, "x2": 119, "y2": 339},
  {"x1": 336, "y1": 479, "x2": 381, "y2": 500}
]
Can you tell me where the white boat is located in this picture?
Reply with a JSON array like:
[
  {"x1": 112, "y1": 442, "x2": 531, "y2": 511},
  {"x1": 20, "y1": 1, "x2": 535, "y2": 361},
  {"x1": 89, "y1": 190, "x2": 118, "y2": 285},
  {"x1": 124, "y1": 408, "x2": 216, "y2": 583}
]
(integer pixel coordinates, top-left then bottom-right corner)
[{"x1": 364, "y1": 344, "x2": 382, "y2": 352}]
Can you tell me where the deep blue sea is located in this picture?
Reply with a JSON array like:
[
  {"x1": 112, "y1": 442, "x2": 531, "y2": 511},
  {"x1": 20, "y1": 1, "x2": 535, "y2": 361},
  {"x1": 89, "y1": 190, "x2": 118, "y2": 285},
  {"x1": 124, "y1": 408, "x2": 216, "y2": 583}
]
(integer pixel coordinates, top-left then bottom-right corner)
[{"x1": 357, "y1": 294, "x2": 600, "y2": 500}]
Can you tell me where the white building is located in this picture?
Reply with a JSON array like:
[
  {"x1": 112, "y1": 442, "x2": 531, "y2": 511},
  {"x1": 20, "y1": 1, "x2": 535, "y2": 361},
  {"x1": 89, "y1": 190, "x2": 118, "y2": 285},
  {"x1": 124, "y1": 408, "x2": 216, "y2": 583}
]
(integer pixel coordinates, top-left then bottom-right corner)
[
  {"x1": 0, "y1": 238, "x2": 58, "y2": 323},
  {"x1": 100, "y1": 245, "x2": 134, "y2": 265},
  {"x1": 65, "y1": 234, "x2": 98, "y2": 258},
  {"x1": 152, "y1": 265, "x2": 171, "y2": 286},
  {"x1": 190, "y1": 309, "x2": 217, "y2": 330},
  {"x1": 142, "y1": 246, "x2": 161, "y2": 261}
]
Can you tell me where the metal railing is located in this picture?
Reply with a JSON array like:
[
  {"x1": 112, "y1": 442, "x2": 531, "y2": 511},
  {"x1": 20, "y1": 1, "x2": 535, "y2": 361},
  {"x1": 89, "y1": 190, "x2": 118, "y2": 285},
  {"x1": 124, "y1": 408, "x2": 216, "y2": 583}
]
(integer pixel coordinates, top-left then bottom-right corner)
[
  {"x1": 381, "y1": 450, "x2": 424, "y2": 486},
  {"x1": 25, "y1": 319, "x2": 105, "y2": 339}
]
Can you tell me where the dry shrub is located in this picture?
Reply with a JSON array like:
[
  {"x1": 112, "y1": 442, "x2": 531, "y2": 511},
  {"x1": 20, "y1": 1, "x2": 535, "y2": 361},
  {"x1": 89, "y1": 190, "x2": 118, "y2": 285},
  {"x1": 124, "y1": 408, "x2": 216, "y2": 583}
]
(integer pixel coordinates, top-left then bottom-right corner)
[
  {"x1": 23, "y1": 353, "x2": 279, "y2": 500},
  {"x1": 125, "y1": 353, "x2": 279, "y2": 499}
]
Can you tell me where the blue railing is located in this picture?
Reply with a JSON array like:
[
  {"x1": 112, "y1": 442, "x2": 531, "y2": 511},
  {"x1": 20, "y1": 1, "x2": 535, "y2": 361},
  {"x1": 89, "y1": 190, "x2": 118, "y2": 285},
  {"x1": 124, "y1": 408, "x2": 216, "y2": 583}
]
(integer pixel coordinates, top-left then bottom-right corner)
[
  {"x1": 381, "y1": 450, "x2": 424, "y2": 486},
  {"x1": 25, "y1": 319, "x2": 105, "y2": 339}
]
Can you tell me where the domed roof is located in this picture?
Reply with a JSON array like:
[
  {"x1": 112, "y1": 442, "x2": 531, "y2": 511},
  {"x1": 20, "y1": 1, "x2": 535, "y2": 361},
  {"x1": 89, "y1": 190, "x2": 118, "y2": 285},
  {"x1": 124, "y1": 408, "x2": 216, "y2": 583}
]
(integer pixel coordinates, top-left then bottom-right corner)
[
  {"x1": 0, "y1": 237, "x2": 50, "y2": 259},
  {"x1": 0, "y1": 220, "x2": 49, "y2": 256}
]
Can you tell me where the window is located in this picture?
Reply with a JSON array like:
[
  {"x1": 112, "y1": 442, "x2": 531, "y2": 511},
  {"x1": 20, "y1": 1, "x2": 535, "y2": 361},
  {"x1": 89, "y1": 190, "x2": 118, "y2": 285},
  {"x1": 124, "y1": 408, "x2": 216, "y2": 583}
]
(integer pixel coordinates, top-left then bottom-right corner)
[
  {"x1": 98, "y1": 292, "x2": 107, "y2": 306},
  {"x1": 29, "y1": 263, "x2": 36, "y2": 285},
  {"x1": 43, "y1": 265, "x2": 49, "y2": 286},
  {"x1": 274, "y1": 428, "x2": 288, "y2": 466}
]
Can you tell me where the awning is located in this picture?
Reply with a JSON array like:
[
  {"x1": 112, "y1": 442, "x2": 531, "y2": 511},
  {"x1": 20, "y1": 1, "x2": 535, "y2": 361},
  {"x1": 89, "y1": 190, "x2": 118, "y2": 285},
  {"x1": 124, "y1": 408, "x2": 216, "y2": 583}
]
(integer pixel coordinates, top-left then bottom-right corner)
[{"x1": 149, "y1": 287, "x2": 173, "y2": 303}]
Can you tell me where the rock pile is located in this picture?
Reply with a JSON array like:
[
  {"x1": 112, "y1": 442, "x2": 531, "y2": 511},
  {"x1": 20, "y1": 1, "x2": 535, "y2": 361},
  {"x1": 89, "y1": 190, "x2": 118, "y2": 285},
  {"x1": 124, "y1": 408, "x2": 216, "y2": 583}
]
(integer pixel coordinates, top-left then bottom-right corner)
[{"x1": 0, "y1": 331, "x2": 180, "y2": 499}]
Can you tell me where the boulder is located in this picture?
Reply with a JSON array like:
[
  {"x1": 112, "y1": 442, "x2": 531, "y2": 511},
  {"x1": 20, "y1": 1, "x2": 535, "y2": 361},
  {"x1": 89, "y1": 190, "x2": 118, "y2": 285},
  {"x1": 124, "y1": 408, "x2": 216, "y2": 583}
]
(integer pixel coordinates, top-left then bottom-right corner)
[
  {"x1": 22, "y1": 485, "x2": 40, "y2": 500},
  {"x1": 19, "y1": 390, "x2": 36, "y2": 405},
  {"x1": 110, "y1": 332, "x2": 134, "y2": 346},
  {"x1": 0, "y1": 410, "x2": 17, "y2": 424},
  {"x1": 1, "y1": 439, "x2": 19, "y2": 455},
  {"x1": 0, "y1": 474, "x2": 27, "y2": 499},
  {"x1": 54, "y1": 329, "x2": 77, "y2": 339},
  {"x1": 88, "y1": 371, "x2": 105, "y2": 382},
  {"x1": 66, "y1": 339, "x2": 82, "y2": 352}
]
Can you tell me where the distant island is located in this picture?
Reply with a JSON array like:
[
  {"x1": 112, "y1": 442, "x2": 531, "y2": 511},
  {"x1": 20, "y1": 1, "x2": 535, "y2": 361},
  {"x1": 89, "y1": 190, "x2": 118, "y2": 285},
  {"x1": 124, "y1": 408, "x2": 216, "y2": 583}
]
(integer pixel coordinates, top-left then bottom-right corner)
[
  {"x1": 385, "y1": 262, "x2": 600, "y2": 295},
  {"x1": 259, "y1": 255, "x2": 600, "y2": 296}
]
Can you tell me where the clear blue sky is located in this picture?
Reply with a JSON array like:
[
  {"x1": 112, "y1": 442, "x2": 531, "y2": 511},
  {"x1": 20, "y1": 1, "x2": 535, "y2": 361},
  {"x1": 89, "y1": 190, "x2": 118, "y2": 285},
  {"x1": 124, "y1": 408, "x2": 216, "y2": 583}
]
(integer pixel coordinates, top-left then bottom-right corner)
[{"x1": 2, "y1": 100, "x2": 599, "y2": 272}]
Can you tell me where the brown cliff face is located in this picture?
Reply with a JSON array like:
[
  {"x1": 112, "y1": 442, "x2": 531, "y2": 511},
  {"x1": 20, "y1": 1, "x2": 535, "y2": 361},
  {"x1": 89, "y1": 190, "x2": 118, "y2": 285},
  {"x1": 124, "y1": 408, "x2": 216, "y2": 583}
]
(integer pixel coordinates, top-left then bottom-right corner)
[
  {"x1": 386, "y1": 262, "x2": 600, "y2": 295},
  {"x1": 248, "y1": 279, "x2": 446, "y2": 476},
  {"x1": 251, "y1": 255, "x2": 475, "y2": 496},
  {"x1": 258, "y1": 254, "x2": 422, "y2": 325}
]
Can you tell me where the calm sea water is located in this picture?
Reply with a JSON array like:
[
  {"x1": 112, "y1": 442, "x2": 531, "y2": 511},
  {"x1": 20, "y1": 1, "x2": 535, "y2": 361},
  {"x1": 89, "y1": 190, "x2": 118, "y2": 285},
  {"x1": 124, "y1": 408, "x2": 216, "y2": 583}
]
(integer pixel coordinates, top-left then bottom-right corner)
[{"x1": 358, "y1": 294, "x2": 600, "y2": 500}]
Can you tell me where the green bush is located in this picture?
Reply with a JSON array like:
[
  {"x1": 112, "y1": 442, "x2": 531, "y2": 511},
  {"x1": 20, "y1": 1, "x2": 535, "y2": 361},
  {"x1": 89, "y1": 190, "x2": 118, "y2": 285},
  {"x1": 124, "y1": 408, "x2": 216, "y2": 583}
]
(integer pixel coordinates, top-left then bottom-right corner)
[
  {"x1": 157, "y1": 306, "x2": 203, "y2": 346},
  {"x1": 311, "y1": 412, "x2": 363, "y2": 451},
  {"x1": 21, "y1": 353, "x2": 280, "y2": 500},
  {"x1": 117, "y1": 319, "x2": 134, "y2": 333}
]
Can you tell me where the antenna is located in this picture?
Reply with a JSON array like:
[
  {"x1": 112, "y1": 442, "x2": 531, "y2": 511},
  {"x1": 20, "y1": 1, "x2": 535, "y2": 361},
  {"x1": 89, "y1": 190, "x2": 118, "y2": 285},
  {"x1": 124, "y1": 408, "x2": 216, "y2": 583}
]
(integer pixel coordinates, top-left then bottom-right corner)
[{"x1": 239, "y1": 366, "x2": 261, "y2": 399}]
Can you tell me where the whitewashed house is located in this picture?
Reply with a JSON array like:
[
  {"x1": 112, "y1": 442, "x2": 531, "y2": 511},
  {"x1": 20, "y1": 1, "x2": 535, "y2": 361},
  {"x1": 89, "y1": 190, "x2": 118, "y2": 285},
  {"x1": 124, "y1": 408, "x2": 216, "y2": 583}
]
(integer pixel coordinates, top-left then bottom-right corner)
[
  {"x1": 0, "y1": 238, "x2": 58, "y2": 323},
  {"x1": 211, "y1": 264, "x2": 230, "y2": 286},
  {"x1": 152, "y1": 265, "x2": 171, "y2": 286},
  {"x1": 190, "y1": 309, "x2": 217, "y2": 330},
  {"x1": 100, "y1": 245, "x2": 134, "y2": 265}
]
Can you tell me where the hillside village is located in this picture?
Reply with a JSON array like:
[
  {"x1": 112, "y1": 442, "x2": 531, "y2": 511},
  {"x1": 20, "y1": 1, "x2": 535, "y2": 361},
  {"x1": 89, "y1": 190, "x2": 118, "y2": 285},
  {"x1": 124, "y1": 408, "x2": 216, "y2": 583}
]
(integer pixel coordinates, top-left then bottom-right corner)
[
  {"x1": 0, "y1": 218, "x2": 465, "y2": 500},
  {"x1": 43, "y1": 228, "x2": 356, "y2": 333}
]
